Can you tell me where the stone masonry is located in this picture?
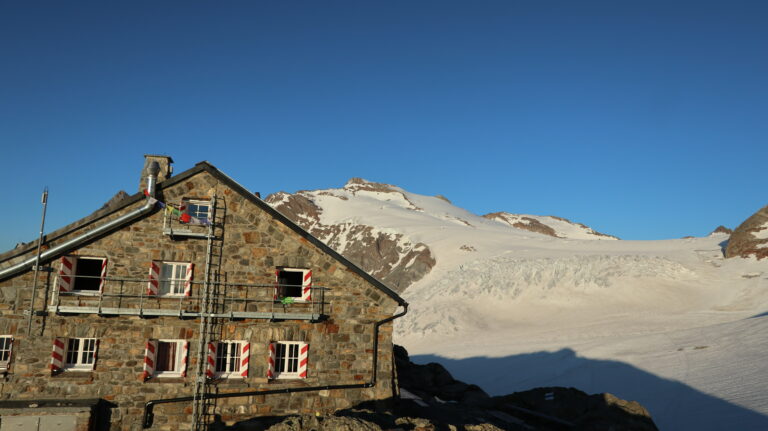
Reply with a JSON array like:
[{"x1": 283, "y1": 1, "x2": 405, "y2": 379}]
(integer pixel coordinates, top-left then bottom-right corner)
[{"x1": 0, "y1": 158, "x2": 405, "y2": 430}]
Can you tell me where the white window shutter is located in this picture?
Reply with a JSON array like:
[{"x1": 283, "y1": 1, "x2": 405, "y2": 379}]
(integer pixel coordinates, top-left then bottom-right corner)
[
  {"x1": 142, "y1": 340, "x2": 158, "y2": 381},
  {"x1": 147, "y1": 261, "x2": 160, "y2": 295},
  {"x1": 301, "y1": 270, "x2": 312, "y2": 302},
  {"x1": 57, "y1": 256, "x2": 75, "y2": 292},
  {"x1": 240, "y1": 342, "x2": 250, "y2": 378},
  {"x1": 298, "y1": 342, "x2": 309, "y2": 379},
  {"x1": 184, "y1": 263, "x2": 194, "y2": 297},
  {"x1": 50, "y1": 337, "x2": 65, "y2": 373},
  {"x1": 266, "y1": 342, "x2": 276, "y2": 379}
]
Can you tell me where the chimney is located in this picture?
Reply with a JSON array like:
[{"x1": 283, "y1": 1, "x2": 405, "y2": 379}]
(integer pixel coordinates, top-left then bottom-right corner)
[{"x1": 139, "y1": 155, "x2": 174, "y2": 194}]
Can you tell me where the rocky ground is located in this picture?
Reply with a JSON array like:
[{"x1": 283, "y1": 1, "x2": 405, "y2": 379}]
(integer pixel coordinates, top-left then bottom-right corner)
[{"x1": 217, "y1": 345, "x2": 658, "y2": 431}]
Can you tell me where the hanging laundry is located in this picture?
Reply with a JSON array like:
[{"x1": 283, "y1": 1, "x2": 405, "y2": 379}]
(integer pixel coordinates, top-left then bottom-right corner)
[{"x1": 148, "y1": 196, "x2": 211, "y2": 225}]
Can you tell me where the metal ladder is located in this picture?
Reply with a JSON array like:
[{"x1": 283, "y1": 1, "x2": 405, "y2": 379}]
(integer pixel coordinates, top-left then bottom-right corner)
[{"x1": 191, "y1": 194, "x2": 226, "y2": 431}]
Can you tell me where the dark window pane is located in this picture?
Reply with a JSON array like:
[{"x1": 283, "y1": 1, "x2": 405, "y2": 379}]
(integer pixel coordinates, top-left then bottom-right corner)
[
  {"x1": 75, "y1": 259, "x2": 102, "y2": 291},
  {"x1": 278, "y1": 271, "x2": 303, "y2": 298},
  {"x1": 156, "y1": 342, "x2": 177, "y2": 372},
  {"x1": 66, "y1": 339, "x2": 80, "y2": 365}
]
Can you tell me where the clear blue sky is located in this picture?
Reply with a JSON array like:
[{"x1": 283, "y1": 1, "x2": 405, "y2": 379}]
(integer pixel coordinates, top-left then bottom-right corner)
[{"x1": 2, "y1": 1, "x2": 767, "y2": 251}]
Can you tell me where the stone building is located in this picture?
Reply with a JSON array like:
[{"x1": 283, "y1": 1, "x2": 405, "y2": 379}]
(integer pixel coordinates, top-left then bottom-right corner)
[{"x1": 0, "y1": 156, "x2": 407, "y2": 431}]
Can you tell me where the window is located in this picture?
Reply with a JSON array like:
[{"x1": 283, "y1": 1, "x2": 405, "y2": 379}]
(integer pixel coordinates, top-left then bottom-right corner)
[
  {"x1": 268, "y1": 341, "x2": 308, "y2": 379},
  {"x1": 0, "y1": 336, "x2": 12, "y2": 371},
  {"x1": 51, "y1": 337, "x2": 98, "y2": 372},
  {"x1": 65, "y1": 338, "x2": 97, "y2": 369},
  {"x1": 147, "y1": 261, "x2": 192, "y2": 296},
  {"x1": 210, "y1": 341, "x2": 249, "y2": 379},
  {"x1": 275, "y1": 268, "x2": 312, "y2": 302},
  {"x1": 142, "y1": 340, "x2": 188, "y2": 380},
  {"x1": 57, "y1": 256, "x2": 107, "y2": 293},
  {"x1": 181, "y1": 199, "x2": 211, "y2": 225}
]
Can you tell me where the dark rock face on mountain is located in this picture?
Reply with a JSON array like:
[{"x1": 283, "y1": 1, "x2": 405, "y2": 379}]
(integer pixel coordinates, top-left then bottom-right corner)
[
  {"x1": 394, "y1": 344, "x2": 491, "y2": 407},
  {"x1": 711, "y1": 225, "x2": 733, "y2": 235},
  {"x1": 265, "y1": 182, "x2": 435, "y2": 293},
  {"x1": 484, "y1": 212, "x2": 559, "y2": 237},
  {"x1": 726, "y1": 205, "x2": 768, "y2": 260},
  {"x1": 483, "y1": 212, "x2": 619, "y2": 240}
]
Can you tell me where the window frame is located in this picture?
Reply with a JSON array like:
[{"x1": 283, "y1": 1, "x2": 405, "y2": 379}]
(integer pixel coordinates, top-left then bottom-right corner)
[
  {"x1": 275, "y1": 268, "x2": 311, "y2": 302},
  {"x1": 63, "y1": 338, "x2": 97, "y2": 371},
  {"x1": 158, "y1": 261, "x2": 189, "y2": 297},
  {"x1": 181, "y1": 198, "x2": 211, "y2": 225},
  {"x1": 0, "y1": 336, "x2": 13, "y2": 371},
  {"x1": 154, "y1": 339, "x2": 186, "y2": 378},
  {"x1": 59, "y1": 256, "x2": 107, "y2": 295},
  {"x1": 213, "y1": 340, "x2": 244, "y2": 379},
  {"x1": 272, "y1": 341, "x2": 306, "y2": 380}
]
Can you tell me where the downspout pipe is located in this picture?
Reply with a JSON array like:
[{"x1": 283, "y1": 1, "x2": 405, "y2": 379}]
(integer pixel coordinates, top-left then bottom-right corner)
[
  {"x1": 0, "y1": 162, "x2": 161, "y2": 282},
  {"x1": 142, "y1": 303, "x2": 408, "y2": 428}
]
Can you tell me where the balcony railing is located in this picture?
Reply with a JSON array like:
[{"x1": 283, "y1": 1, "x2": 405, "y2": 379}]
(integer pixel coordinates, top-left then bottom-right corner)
[{"x1": 47, "y1": 275, "x2": 328, "y2": 321}]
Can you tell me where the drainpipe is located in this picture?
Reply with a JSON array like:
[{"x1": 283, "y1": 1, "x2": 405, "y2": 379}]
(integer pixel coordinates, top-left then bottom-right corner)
[
  {"x1": 0, "y1": 162, "x2": 161, "y2": 282},
  {"x1": 142, "y1": 303, "x2": 408, "y2": 428}
]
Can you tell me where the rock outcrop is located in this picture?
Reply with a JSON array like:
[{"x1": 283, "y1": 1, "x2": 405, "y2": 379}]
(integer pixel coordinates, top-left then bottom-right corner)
[
  {"x1": 726, "y1": 205, "x2": 768, "y2": 260},
  {"x1": 483, "y1": 213, "x2": 618, "y2": 240},
  {"x1": 711, "y1": 225, "x2": 733, "y2": 235}
]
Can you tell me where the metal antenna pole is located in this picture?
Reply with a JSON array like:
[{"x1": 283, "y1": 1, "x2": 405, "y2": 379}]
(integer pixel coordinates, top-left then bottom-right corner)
[{"x1": 26, "y1": 187, "x2": 48, "y2": 334}]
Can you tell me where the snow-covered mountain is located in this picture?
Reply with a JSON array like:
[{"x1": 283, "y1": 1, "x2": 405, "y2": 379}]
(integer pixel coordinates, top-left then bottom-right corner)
[
  {"x1": 267, "y1": 179, "x2": 768, "y2": 430},
  {"x1": 266, "y1": 178, "x2": 617, "y2": 291}
]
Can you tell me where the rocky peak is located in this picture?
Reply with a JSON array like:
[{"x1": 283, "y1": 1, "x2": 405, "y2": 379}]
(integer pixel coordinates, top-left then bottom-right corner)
[
  {"x1": 344, "y1": 177, "x2": 398, "y2": 194},
  {"x1": 483, "y1": 212, "x2": 619, "y2": 240},
  {"x1": 711, "y1": 225, "x2": 733, "y2": 235},
  {"x1": 726, "y1": 204, "x2": 768, "y2": 260}
]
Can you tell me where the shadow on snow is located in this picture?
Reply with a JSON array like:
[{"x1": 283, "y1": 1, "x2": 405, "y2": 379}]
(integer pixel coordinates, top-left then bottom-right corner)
[{"x1": 412, "y1": 348, "x2": 768, "y2": 431}]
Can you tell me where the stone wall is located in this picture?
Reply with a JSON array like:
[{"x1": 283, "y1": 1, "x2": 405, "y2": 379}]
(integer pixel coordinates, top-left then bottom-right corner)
[{"x1": 0, "y1": 167, "x2": 401, "y2": 430}]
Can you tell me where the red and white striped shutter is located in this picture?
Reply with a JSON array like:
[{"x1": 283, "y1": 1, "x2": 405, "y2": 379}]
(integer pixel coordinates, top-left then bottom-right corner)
[
  {"x1": 301, "y1": 270, "x2": 312, "y2": 301},
  {"x1": 273, "y1": 270, "x2": 280, "y2": 300},
  {"x1": 298, "y1": 342, "x2": 309, "y2": 379},
  {"x1": 57, "y1": 256, "x2": 75, "y2": 292},
  {"x1": 142, "y1": 340, "x2": 158, "y2": 381},
  {"x1": 50, "y1": 337, "x2": 65, "y2": 373},
  {"x1": 184, "y1": 263, "x2": 194, "y2": 297},
  {"x1": 205, "y1": 342, "x2": 216, "y2": 378},
  {"x1": 90, "y1": 339, "x2": 99, "y2": 370},
  {"x1": 147, "y1": 261, "x2": 160, "y2": 295},
  {"x1": 180, "y1": 341, "x2": 189, "y2": 377},
  {"x1": 99, "y1": 258, "x2": 108, "y2": 292},
  {"x1": 266, "y1": 342, "x2": 276, "y2": 379},
  {"x1": 240, "y1": 342, "x2": 250, "y2": 378}
]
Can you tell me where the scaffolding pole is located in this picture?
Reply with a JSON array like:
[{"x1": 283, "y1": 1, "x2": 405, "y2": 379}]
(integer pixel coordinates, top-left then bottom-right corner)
[{"x1": 26, "y1": 187, "x2": 48, "y2": 334}]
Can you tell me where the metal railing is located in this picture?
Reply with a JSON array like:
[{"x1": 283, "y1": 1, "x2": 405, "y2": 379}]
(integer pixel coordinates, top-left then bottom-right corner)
[{"x1": 47, "y1": 275, "x2": 328, "y2": 320}]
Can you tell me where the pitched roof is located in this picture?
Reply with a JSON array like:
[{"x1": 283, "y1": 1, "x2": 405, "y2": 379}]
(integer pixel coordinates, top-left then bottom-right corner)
[{"x1": 1, "y1": 161, "x2": 406, "y2": 307}]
